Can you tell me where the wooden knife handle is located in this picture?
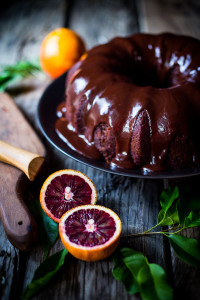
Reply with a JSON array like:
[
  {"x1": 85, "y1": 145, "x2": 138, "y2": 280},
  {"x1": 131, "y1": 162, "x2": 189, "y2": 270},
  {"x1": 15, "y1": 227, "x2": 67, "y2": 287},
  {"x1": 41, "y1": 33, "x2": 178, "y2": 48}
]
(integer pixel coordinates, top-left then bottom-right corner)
[
  {"x1": 0, "y1": 141, "x2": 44, "y2": 181},
  {"x1": 0, "y1": 173, "x2": 38, "y2": 251}
]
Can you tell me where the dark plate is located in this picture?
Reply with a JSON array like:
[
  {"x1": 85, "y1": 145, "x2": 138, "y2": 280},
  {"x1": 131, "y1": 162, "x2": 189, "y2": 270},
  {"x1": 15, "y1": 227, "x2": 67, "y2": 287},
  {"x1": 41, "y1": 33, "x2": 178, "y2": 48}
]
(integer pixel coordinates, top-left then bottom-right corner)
[{"x1": 37, "y1": 72, "x2": 200, "y2": 179}]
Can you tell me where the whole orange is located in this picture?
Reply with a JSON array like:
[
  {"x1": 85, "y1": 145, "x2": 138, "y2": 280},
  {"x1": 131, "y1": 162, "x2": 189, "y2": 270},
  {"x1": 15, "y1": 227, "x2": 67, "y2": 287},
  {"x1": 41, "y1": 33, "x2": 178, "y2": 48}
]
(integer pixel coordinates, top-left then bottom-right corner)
[{"x1": 39, "y1": 28, "x2": 86, "y2": 78}]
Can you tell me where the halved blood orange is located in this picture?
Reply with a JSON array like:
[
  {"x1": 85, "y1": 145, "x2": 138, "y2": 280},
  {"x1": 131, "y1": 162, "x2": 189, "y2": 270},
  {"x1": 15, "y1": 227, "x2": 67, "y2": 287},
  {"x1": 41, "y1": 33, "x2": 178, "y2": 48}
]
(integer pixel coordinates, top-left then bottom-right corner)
[
  {"x1": 40, "y1": 170, "x2": 97, "y2": 223},
  {"x1": 59, "y1": 205, "x2": 122, "y2": 261}
]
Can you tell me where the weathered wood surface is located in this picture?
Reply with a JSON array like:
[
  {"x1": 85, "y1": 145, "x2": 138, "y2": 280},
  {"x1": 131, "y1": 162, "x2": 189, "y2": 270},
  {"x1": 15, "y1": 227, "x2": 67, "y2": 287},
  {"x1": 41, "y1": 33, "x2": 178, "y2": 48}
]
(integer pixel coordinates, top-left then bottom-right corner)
[
  {"x1": 139, "y1": 0, "x2": 200, "y2": 38},
  {"x1": 0, "y1": 0, "x2": 200, "y2": 299}
]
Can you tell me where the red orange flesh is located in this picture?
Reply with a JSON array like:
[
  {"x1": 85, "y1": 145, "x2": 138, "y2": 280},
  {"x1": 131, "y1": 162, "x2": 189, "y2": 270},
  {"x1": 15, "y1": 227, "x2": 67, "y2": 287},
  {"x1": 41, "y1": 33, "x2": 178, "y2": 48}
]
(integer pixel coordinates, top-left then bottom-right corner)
[
  {"x1": 59, "y1": 205, "x2": 122, "y2": 261},
  {"x1": 40, "y1": 170, "x2": 97, "y2": 223}
]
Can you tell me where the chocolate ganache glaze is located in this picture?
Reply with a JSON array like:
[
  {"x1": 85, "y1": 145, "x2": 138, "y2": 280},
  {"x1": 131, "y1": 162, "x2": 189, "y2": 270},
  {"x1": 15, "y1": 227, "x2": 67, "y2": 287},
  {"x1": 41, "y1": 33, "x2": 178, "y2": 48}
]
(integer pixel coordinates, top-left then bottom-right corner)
[{"x1": 56, "y1": 33, "x2": 200, "y2": 172}]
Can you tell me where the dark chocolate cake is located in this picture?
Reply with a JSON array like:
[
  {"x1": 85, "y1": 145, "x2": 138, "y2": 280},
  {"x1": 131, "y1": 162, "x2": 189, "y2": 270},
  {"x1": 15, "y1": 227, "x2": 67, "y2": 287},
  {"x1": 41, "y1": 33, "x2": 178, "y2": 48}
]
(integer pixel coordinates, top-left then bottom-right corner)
[{"x1": 56, "y1": 33, "x2": 200, "y2": 172}]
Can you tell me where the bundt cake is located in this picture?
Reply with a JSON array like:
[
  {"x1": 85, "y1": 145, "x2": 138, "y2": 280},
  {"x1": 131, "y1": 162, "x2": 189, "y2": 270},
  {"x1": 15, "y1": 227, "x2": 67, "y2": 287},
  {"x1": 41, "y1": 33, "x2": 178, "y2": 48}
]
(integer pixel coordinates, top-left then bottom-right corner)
[{"x1": 56, "y1": 33, "x2": 200, "y2": 172}]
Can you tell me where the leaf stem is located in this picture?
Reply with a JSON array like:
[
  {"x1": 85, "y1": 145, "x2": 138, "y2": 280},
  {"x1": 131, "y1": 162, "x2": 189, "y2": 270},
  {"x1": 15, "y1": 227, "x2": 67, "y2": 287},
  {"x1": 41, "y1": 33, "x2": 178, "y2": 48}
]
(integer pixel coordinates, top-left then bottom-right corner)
[
  {"x1": 168, "y1": 227, "x2": 185, "y2": 235},
  {"x1": 142, "y1": 223, "x2": 160, "y2": 234},
  {"x1": 123, "y1": 231, "x2": 170, "y2": 238},
  {"x1": 123, "y1": 225, "x2": 186, "y2": 238}
]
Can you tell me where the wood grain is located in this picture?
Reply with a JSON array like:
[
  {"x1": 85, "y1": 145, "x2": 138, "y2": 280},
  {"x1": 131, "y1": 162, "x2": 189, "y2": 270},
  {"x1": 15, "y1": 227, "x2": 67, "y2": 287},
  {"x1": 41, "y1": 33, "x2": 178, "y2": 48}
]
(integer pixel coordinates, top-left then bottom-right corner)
[
  {"x1": 139, "y1": 0, "x2": 200, "y2": 38},
  {"x1": 69, "y1": 0, "x2": 139, "y2": 48},
  {"x1": 0, "y1": 0, "x2": 65, "y2": 299}
]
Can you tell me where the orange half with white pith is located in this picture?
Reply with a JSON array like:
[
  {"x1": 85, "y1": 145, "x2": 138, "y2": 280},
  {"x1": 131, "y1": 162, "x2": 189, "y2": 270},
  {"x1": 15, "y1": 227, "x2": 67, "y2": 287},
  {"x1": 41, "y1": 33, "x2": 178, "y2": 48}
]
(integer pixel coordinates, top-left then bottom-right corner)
[
  {"x1": 40, "y1": 169, "x2": 97, "y2": 223},
  {"x1": 59, "y1": 205, "x2": 122, "y2": 261}
]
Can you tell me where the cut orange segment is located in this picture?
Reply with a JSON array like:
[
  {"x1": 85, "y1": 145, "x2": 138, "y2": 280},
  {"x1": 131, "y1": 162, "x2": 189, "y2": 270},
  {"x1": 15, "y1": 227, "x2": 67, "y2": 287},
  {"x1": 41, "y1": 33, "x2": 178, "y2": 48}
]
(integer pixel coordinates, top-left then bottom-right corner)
[
  {"x1": 40, "y1": 170, "x2": 97, "y2": 223},
  {"x1": 59, "y1": 205, "x2": 122, "y2": 261}
]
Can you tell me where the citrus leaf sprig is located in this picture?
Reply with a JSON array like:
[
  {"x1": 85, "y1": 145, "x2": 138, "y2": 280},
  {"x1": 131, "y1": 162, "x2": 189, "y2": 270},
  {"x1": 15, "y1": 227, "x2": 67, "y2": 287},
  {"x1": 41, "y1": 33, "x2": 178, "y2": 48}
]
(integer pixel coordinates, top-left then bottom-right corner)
[
  {"x1": 130, "y1": 185, "x2": 200, "y2": 234},
  {"x1": 125, "y1": 185, "x2": 200, "y2": 267},
  {"x1": 113, "y1": 184, "x2": 200, "y2": 299},
  {"x1": 0, "y1": 60, "x2": 42, "y2": 91}
]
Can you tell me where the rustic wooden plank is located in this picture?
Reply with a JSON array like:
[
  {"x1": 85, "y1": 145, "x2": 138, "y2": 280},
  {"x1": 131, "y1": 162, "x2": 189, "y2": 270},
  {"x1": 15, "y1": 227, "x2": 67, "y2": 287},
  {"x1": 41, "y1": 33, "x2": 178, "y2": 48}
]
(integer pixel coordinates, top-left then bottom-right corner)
[
  {"x1": 138, "y1": 1, "x2": 200, "y2": 299},
  {"x1": 0, "y1": 0, "x2": 66, "y2": 128},
  {"x1": 138, "y1": 0, "x2": 200, "y2": 38},
  {"x1": 0, "y1": 228, "x2": 20, "y2": 299},
  {"x1": 0, "y1": 0, "x2": 66, "y2": 65},
  {"x1": 0, "y1": 1, "x2": 64, "y2": 299},
  {"x1": 69, "y1": 0, "x2": 139, "y2": 49},
  {"x1": 171, "y1": 227, "x2": 200, "y2": 300}
]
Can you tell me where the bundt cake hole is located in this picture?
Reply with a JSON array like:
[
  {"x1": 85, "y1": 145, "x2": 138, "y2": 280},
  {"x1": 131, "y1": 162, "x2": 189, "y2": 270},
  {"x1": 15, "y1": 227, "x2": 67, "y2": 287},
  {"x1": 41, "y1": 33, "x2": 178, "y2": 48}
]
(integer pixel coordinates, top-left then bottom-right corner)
[
  {"x1": 129, "y1": 62, "x2": 174, "y2": 88},
  {"x1": 130, "y1": 47, "x2": 185, "y2": 88},
  {"x1": 93, "y1": 123, "x2": 116, "y2": 163}
]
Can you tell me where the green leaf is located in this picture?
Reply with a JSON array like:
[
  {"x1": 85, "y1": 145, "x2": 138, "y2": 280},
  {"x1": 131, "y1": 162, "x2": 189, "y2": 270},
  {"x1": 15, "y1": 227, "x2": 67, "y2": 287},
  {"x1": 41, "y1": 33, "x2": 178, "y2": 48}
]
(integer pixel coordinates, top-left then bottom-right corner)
[
  {"x1": 137, "y1": 263, "x2": 173, "y2": 300},
  {"x1": 184, "y1": 211, "x2": 200, "y2": 228},
  {"x1": 168, "y1": 235, "x2": 200, "y2": 268},
  {"x1": 160, "y1": 186, "x2": 179, "y2": 211},
  {"x1": 149, "y1": 264, "x2": 173, "y2": 300},
  {"x1": 0, "y1": 60, "x2": 41, "y2": 91},
  {"x1": 112, "y1": 248, "x2": 173, "y2": 300},
  {"x1": 0, "y1": 85, "x2": 6, "y2": 92},
  {"x1": 137, "y1": 263, "x2": 157, "y2": 300},
  {"x1": 27, "y1": 199, "x2": 59, "y2": 259},
  {"x1": 158, "y1": 202, "x2": 179, "y2": 226},
  {"x1": 158, "y1": 186, "x2": 179, "y2": 225},
  {"x1": 21, "y1": 249, "x2": 68, "y2": 299},
  {"x1": 113, "y1": 249, "x2": 138, "y2": 294},
  {"x1": 113, "y1": 248, "x2": 146, "y2": 293},
  {"x1": 177, "y1": 186, "x2": 200, "y2": 226}
]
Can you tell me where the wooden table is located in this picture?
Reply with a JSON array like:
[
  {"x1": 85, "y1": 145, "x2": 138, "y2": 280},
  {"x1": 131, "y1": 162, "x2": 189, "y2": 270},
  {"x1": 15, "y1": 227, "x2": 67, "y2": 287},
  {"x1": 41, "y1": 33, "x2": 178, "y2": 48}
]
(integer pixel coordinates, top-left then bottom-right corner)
[{"x1": 0, "y1": 0, "x2": 200, "y2": 299}]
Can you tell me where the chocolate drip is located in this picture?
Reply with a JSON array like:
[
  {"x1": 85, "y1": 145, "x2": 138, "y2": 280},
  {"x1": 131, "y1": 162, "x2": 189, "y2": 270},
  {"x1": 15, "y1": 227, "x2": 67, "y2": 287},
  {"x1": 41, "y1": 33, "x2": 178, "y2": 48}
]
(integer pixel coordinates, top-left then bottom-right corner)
[{"x1": 56, "y1": 33, "x2": 200, "y2": 171}]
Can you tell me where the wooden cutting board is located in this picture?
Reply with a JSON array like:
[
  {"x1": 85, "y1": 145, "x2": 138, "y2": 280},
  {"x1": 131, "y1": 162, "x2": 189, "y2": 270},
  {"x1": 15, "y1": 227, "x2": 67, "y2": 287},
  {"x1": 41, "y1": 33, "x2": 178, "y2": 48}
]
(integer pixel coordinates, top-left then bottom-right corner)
[{"x1": 0, "y1": 93, "x2": 45, "y2": 251}]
